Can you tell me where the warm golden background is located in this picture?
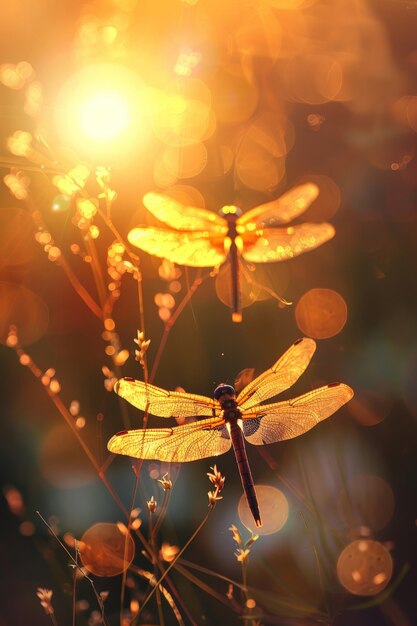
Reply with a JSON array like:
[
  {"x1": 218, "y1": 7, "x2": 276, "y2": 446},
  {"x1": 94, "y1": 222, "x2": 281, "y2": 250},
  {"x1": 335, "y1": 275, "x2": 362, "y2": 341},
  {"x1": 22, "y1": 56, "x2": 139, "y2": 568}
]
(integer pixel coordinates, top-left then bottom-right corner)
[{"x1": 0, "y1": 1, "x2": 416, "y2": 625}]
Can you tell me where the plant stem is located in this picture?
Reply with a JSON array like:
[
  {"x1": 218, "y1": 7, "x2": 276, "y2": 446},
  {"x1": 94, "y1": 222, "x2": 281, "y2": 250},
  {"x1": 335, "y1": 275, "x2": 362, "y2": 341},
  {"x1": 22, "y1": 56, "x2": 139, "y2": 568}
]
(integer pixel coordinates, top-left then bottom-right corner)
[{"x1": 133, "y1": 504, "x2": 216, "y2": 624}]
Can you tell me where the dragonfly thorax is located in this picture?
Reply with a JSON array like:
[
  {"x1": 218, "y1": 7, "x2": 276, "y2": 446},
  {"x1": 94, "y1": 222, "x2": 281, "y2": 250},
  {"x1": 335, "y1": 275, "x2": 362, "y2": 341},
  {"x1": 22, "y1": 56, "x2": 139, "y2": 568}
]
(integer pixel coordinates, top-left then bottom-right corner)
[
  {"x1": 223, "y1": 404, "x2": 241, "y2": 423},
  {"x1": 213, "y1": 383, "x2": 241, "y2": 418},
  {"x1": 221, "y1": 397, "x2": 238, "y2": 410}
]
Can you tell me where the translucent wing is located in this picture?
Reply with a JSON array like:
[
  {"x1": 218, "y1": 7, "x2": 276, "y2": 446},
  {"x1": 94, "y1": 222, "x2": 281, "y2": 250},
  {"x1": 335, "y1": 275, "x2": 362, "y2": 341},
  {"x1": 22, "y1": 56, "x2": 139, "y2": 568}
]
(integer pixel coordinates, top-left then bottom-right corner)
[
  {"x1": 237, "y1": 338, "x2": 317, "y2": 410},
  {"x1": 143, "y1": 192, "x2": 227, "y2": 233},
  {"x1": 115, "y1": 378, "x2": 220, "y2": 418},
  {"x1": 241, "y1": 223, "x2": 335, "y2": 264},
  {"x1": 237, "y1": 183, "x2": 319, "y2": 229},
  {"x1": 214, "y1": 256, "x2": 261, "y2": 311},
  {"x1": 242, "y1": 383, "x2": 354, "y2": 445},
  {"x1": 107, "y1": 418, "x2": 231, "y2": 462},
  {"x1": 127, "y1": 226, "x2": 226, "y2": 267}
]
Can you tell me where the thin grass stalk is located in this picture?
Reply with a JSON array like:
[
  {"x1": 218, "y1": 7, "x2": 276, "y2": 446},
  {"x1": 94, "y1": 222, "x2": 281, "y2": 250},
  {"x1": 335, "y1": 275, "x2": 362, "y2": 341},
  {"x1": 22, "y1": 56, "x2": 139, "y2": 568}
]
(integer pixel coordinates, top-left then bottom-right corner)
[
  {"x1": 296, "y1": 450, "x2": 335, "y2": 570},
  {"x1": 177, "y1": 558, "x2": 247, "y2": 589},
  {"x1": 26, "y1": 196, "x2": 104, "y2": 320},
  {"x1": 149, "y1": 272, "x2": 205, "y2": 384},
  {"x1": 148, "y1": 506, "x2": 165, "y2": 626},
  {"x1": 48, "y1": 612, "x2": 59, "y2": 626},
  {"x1": 120, "y1": 462, "x2": 142, "y2": 626},
  {"x1": 174, "y1": 562, "x2": 242, "y2": 615},
  {"x1": 96, "y1": 200, "x2": 148, "y2": 383},
  {"x1": 141, "y1": 550, "x2": 198, "y2": 626},
  {"x1": 84, "y1": 233, "x2": 108, "y2": 310},
  {"x1": 299, "y1": 511, "x2": 331, "y2": 622},
  {"x1": 11, "y1": 341, "x2": 138, "y2": 522},
  {"x1": 241, "y1": 561, "x2": 251, "y2": 626},
  {"x1": 129, "y1": 566, "x2": 187, "y2": 626},
  {"x1": 151, "y1": 489, "x2": 171, "y2": 541},
  {"x1": 179, "y1": 558, "x2": 325, "y2": 618},
  {"x1": 72, "y1": 542, "x2": 77, "y2": 626},
  {"x1": 57, "y1": 255, "x2": 103, "y2": 319},
  {"x1": 36, "y1": 512, "x2": 110, "y2": 626},
  {"x1": 133, "y1": 501, "x2": 218, "y2": 624}
]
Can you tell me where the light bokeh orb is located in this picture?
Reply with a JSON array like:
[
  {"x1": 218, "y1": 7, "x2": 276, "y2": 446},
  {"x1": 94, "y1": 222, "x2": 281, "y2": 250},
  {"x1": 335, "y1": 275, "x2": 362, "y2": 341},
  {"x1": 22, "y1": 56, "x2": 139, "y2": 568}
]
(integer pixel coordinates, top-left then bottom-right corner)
[
  {"x1": 337, "y1": 539, "x2": 393, "y2": 596},
  {"x1": 79, "y1": 522, "x2": 135, "y2": 577},
  {"x1": 238, "y1": 485, "x2": 289, "y2": 535},
  {"x1": 294, "y1": 174, "x2": 341, "y2": 221},
  {"x1": 55, "y1": 64, "x2": 147, "y2": 164},
  {"x1": 347, "y1": 390, "x2": 392, "y2": 426},
  {"x1": 295, "y1": 288, "x2": 347, "y2": 339},
  {"x1": 39, "y1": 424, "x2": 96, "y2": 488}
]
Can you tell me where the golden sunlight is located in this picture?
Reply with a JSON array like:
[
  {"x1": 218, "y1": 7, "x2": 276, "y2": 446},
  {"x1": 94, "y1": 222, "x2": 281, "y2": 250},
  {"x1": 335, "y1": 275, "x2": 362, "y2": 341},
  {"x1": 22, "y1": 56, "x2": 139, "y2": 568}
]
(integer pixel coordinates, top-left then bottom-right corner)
[
  {"x1": 54, "y1": 64, "x2": 147, "y2": 163},
  {"x1": 80, "y1": 90, "x2": 129, "y2": 141}
]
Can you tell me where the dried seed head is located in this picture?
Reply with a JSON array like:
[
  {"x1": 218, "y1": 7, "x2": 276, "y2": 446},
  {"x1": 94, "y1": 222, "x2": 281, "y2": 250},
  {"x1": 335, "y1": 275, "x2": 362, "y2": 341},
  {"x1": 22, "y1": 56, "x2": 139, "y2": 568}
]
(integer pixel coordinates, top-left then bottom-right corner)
[
  {"x1": 229, "y1": 524, "x2": 242, "y2": 547},
  {"x1": 235, "y1": 548, "x2": 250, "y2": 563},
  {"x1": 147, "y1": 496, "x2": 157, "y2": 513},
  {"x1": 134, "y1": 330, "x2": 151, "y2": 366},
  {"x1": 208, "y1": 490, "x2": 223, "y2": 507},
  {"x1": 159, "y1": 542, "x2": 180, "y2": 563},
  {"x1": 207, "y1": 465, "x2": 225, "y2": 492},
  {"x1": 157, "y1": 472, "x2": 173, "y2": 491},
  {"x1": 36, "y1": 588, "x2": 54, "y2": 615}
]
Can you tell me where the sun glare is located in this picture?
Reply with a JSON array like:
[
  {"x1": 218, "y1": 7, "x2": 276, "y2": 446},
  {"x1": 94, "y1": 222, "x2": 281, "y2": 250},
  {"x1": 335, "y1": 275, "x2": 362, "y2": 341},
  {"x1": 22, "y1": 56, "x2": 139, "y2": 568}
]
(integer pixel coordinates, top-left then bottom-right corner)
[
  {"x1": 80, "y1": 90, "x2": 130, "y2": 141},
  {"x1": 54, "y1": 63, "x2": 147, "y2": 163}
]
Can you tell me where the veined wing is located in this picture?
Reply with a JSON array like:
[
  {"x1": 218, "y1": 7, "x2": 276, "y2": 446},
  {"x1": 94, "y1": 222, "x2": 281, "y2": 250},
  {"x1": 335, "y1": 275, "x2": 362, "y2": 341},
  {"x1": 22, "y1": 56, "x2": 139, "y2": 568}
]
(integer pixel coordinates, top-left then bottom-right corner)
[
  {"x1": 237, "y1": 338, "x2": 316, "y2": 410},
  {"x1": 241, "y1": 383, "x2": 354, "y2": 445},
  {"x1": 115, "y1": 378, "x2": 220, "y2": 418},
  {"x1": 143, "y1": 192, "x2": 227, "y2": 234},
  {"x1": 214, "y1": 255, "x2": 262, "y2": 311},
  {"x1": 241, "y1": 222, "x2": 335, "y2": 264},
  {"x1": 237, "y1": 183, "x2": 319, "y2": 230},
  {"x1": 128, "y1": 226, "x2": 226, "y2": 267},
  {"x1": 107, "y1": 417, "x2": 231, "y2": 462}
]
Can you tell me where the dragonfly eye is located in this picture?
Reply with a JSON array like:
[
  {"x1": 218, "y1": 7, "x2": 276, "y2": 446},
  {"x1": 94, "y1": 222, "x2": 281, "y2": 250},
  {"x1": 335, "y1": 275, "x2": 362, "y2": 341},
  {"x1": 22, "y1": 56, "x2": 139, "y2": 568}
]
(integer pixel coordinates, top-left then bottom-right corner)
[
  {"x1": 219, "y1": 205, "x2": 242, "y2": 218},
  {"x1": 214, "y1": 384, "x2": 236, "y2": 400}
]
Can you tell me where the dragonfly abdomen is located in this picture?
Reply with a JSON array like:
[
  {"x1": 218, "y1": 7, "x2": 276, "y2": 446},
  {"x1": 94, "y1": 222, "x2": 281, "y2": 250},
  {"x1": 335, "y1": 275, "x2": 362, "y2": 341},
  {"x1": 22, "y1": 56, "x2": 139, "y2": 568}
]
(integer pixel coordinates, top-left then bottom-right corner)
[
  {"x1": 228, "y1": 417, "x2": 262, "y2": 528},
  {"x1": 224, "y1": 214, "x2": 242, "y2": 323}
]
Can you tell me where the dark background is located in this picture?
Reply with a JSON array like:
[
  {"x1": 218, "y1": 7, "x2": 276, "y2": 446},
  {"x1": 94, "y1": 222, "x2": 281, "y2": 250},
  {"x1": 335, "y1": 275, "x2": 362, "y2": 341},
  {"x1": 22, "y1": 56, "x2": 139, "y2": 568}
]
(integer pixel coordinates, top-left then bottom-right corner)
[{"x1": 1, "y1": 1, "x2": 417, "y2": 624}]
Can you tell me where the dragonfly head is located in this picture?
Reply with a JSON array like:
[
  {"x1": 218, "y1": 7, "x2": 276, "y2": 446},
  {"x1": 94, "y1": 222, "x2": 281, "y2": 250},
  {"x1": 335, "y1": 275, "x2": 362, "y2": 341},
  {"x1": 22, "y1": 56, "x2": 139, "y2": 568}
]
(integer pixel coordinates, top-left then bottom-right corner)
[
  {"x1": 214, "y1": 384, "x2": 236, "y2": 401},
  {"x1": 219, "y1": 205, "x2": 242, "y2": 219}
]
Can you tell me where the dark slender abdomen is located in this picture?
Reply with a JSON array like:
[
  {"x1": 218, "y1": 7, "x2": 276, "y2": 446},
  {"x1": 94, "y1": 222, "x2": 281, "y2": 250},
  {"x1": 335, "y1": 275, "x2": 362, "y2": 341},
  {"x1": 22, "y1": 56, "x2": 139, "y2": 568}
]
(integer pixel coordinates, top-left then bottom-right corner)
[
  {"x1": 228, "y1": 416, "x2": 262, "y2": 527},
  {"x1": 227, "y1": 218, "x2": 242, "y2": 323}
]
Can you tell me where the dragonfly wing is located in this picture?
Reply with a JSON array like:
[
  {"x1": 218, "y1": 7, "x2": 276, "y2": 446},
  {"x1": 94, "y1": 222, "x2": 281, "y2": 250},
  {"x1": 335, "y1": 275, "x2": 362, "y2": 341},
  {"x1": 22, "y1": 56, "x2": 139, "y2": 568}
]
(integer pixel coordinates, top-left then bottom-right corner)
[
  {"x1": 237, "y1": 183, "x2": 319, "y2": 229},
  {"x1": 214, "y1": 255, "x2": 262, "y2": 311},
  {"x1": 115, "y1": 378, "x2": 220, "y2": 418},
  {"x1": 108, "y1": 418, "x2": 231, "y2": 462},
  {"x1": 237, "y1": 338, "x2": 317, "y2": 409},
  {"x1": 242, "y1": 383, "x2": 354, "y2": 444},
  {"x1": 128, "y1": 226, "x2": 227, "y2": 267},
  {"x1": 143, "y1": 193, "x2": 227, "y2": 233},
  {"x1": 241, "y1": 222, "x2": 335, "y2": 264}
]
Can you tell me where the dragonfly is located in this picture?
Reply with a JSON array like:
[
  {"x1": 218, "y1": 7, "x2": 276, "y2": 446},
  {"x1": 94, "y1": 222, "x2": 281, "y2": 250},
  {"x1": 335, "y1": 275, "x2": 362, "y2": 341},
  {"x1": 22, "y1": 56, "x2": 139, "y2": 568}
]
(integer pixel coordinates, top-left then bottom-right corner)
[
  {"x1": 128, "y1": 184, "x2": 334, "y2": 322},
  {"x1": 108, "y1": 338, "x2": 353, "y2": 527}
]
